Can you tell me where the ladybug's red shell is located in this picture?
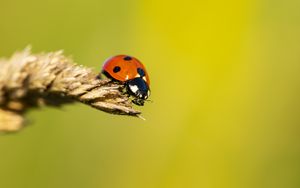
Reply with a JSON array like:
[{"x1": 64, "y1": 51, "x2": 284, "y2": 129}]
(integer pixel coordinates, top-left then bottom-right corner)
[{"x1": 102, "y1": 55, "x2": 150, "y2": 85}]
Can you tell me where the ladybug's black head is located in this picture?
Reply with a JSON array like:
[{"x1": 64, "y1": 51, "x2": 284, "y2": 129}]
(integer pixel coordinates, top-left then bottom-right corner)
[{"x1": 126, "y1": 77, "x2": 150, "y2": 106}]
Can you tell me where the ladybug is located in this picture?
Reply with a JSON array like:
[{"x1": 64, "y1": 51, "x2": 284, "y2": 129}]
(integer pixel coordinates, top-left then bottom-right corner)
[{"x1": 100, "y1": 55, "x2": 150, "y2": 106}]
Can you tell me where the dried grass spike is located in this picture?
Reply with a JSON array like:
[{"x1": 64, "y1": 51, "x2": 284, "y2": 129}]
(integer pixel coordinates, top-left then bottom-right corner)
[{"x1": 0, "y1": 48, "x2": 141, "y2": 132}]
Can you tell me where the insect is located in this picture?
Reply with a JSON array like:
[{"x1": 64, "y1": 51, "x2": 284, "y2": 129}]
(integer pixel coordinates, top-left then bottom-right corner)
[{"x1": 101, "y1": 55, "x2": 150, "y2": 106}]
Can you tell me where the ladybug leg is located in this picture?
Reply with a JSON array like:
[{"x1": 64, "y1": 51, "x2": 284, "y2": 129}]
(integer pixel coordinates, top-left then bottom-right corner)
[
  {"x1": 132, "y1": 98, "x2": 145, "y2": 106},
  {"x1": 95, "y1": 74, "x2": 102, "y2": 79},
  {"x1": 121, "y1": 82, "x2": 131, "y2": 98},
  {"x1": 95, "y1": 74, "x2": 114, "y2": 83},
  {"x1": 121, "y1": 87, "x2": 130, "y2": 96}
]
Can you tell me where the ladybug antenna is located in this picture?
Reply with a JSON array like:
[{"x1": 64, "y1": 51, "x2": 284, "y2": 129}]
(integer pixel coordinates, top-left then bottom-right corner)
[{"x1": 145, "y1": 99, "x2": 153, "y2": 103}]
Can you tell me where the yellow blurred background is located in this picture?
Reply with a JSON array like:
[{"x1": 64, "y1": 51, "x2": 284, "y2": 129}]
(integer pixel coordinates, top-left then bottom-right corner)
[{"x1": 1, "y1": 0, "x2": 300, "y2": 187}]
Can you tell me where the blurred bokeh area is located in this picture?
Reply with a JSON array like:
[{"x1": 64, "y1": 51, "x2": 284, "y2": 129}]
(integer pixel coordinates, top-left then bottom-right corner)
[{"x1": 1, "y1": 0, "x2": 300, "y2": 187}]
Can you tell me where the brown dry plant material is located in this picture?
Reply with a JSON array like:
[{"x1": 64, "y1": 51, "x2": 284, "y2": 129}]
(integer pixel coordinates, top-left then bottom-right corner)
[{"x1": 0, "y1": 48, "x2": 140, "y2": 132}]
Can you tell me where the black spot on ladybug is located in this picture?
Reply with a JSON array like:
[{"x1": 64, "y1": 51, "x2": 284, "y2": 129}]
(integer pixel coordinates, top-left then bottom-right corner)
[
  {"x1": 113, "y1": 66, "x2": 121, "y2": 73},
  {"x1": 123, "y1": 56, "x2": 132, "y2": 61},
  {"x1": 137, "y1": 68, "x2": 145, "y2": 77}
]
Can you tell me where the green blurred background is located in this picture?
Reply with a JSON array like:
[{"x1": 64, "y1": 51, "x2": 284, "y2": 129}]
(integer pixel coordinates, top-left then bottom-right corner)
[{"x1": 1, "y1": 0, "x2": 300, "y2": 188}]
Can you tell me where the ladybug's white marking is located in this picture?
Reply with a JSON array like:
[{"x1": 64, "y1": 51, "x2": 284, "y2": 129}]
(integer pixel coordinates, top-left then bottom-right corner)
[
  {"x1": 143, "y1": 76, "x2": 147, "y2": 82},
  {"x1": 125, "y1": 75, "x2": 129, "y2": 80},
  {"x1": 129, "y1": 85, "x2": 139, "y2": 93},
  {"x1": 135, "y1": 74, "x2": 140, "y2": 78}
]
